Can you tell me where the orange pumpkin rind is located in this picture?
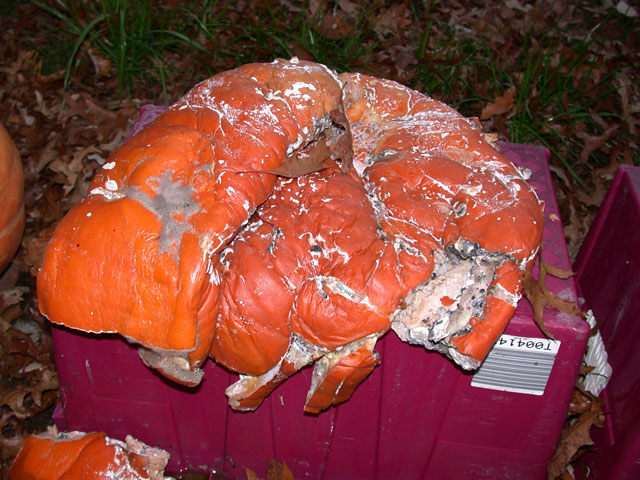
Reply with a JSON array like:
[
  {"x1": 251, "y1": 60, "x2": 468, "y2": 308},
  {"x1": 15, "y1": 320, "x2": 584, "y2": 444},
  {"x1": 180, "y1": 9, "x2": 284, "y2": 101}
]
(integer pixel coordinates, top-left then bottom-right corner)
[
  {"x1": 36, "y1": 61, "x2": 544, "y2": 412},
  {"x1": 37, "y1": 59, "x2": 346, "y2": 386},
  {"x1": 221, "y1": 73, "x2": 543, "y2": 411},
  {"x1": 0, "y1": 122, "x2": 25, "y2": 273},
  {"x1": 9, "y1": 428, "x2": 170, "y2": 480}
]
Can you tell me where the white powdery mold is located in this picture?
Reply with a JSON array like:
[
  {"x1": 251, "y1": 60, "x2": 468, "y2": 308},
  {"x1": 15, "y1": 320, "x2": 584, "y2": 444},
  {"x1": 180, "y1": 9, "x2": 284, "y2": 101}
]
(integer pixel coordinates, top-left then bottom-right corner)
[
  {"x1": 314, "y1": 275, "x2": 379, "y2": 312},
  {"x1": 492, "y1": 170, "x2": 525, "y2": 196},
  {"x1": 200, "y1": 235, "x2": 217, "y2": 260},
  {"x1": 286, "y1": 133, "x2": 305, "y2": 155},
  {"x1": 306, "y1": 331, "x2": 381, "y2": 404},
  {"x1": 225, "y1": 334, "x2": 327, "y2": 409},
  {"x1": 516, "y1": 165, "x2": 532, "y2": 181},
  {"x1": 519, "y1": 243, "x2": 541, "y2": 270},
  {"x1": 124, "y1": 171, "x2": 202, "y2": 255},
  {"x1": 322, "y1": 242, "x2": 352, "y2": 264},
  {"x1": 89, "y1": 186, "x2": 124, "y2": 201},
  {"x1": 265, "y1": 90, "x2": 286, "y2": 103},
  {"x1": 283, "y1": 81, "x2": 317, "y2": 101},
  {"x1": 460, "y1": 183, "x2": 483, "y2": 197},
  {"x1": 105, "y1": 180, "x2": 119, "y2": 191},
  {"x1": 488, "y1": 282, "x2": 522, "y2": 308},
  {"x1": 255, "y1": 103, "x2": 282, "y2": 127}
]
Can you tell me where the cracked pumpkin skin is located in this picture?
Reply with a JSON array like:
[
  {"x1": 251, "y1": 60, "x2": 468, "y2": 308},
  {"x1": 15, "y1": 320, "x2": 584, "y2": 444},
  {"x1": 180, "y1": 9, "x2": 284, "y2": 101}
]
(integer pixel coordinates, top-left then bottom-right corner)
[
  {"x1": 217, "y1": 75, "x2": 543, "y2": 413},
  {"x1": 37, "y1": 59, "x2": 344, "y2": 385},
  {"x1": 37, "y1": 61, "x2": 543, "y2": 412},
  {"x1": 0, "y1": 123, "x2": 25, "y2": 273}
]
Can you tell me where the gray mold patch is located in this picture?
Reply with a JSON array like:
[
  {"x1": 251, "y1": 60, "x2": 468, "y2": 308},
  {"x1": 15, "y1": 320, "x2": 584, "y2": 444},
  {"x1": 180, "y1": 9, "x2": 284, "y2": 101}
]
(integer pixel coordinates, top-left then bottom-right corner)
[
  {"x1": 391, "y1": 241, "x2": 509, "y2": 368},
  {"x1": 125, "y1": 170, "x2": 201, "y2": 256}
]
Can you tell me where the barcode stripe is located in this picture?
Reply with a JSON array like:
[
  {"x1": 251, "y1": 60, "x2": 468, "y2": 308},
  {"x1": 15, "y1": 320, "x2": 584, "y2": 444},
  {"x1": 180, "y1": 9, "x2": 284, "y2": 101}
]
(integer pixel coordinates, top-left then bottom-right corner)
[
  {"x1": 478, "y1": 373, "x2": 549, "y2": 382},
  {"x1": 480, "y1": 361, "x2": 554, "y2": 374},
  {"x1": 474, "y1": 376, "x2": 548, "y2": 389},
  {"x1": 476, "y1": 371, "x2": 550, "y2": 383},
  {"x1": 493, "y1": 347, "x2": 555, "y2": 360},
  {"x1": 471, "y1": 334, "x2": 560, "y2": 395}
]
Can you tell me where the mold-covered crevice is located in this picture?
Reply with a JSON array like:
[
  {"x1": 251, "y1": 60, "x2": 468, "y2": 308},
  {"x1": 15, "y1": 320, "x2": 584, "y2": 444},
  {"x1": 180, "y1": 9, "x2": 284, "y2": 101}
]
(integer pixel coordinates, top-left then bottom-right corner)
[{"x1": 391, "y1": 240, "x2": 510, "y2": 369}]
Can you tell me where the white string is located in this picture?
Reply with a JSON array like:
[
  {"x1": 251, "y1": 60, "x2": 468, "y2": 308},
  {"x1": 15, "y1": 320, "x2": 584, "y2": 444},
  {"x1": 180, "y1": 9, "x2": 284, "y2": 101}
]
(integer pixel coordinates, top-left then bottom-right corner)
[{"x1": 581, "y1": 309, "x2": 612, "y2": 396}]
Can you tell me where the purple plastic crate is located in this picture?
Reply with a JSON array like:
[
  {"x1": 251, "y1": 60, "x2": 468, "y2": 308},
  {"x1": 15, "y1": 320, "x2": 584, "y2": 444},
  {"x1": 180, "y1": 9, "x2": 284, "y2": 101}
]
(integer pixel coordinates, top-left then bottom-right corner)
[
  {"x1": 573, "y1": 165, "x2": 640, "y2": 479},
  {"x1": 51, "y1": 135, "x2": 590, "y2": 479}
]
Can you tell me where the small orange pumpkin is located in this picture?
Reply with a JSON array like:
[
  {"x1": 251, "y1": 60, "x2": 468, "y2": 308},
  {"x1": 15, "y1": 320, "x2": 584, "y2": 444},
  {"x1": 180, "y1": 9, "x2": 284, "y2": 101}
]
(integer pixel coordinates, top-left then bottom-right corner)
[
  {"x1": 9, "y1": 429, "x2": 170, "y2": 480},
  {"x1": 0, "y1": 122, "x2": 25, "y2": 273}
]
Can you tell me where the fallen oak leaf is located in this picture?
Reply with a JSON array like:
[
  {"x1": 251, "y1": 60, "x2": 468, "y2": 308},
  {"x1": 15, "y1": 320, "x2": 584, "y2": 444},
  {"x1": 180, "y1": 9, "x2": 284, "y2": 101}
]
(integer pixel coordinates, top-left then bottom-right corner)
[
  {"x1": 480, "y1": 85, "x2": 516, "y2": 120},
  {"x1": 540, "y1": 260, "x2": 577, "y2": 280},
  {"x1": 548, "y1": 383, "x2": 605, "y2": 480},
  {"x1": 87, "y1": 47, "x2": 112, "y2": 77},
  {"x1": 0, "y1": 367, "x2": 58, "y2": 418},
  {"x1": 266, "y1": 458, "x2": 295, "y2": 480},
  {"x1": 48, "y1": 145, "x2": 101, "y2": 195},
  {"x1": 245, "y1": 458, "x2": 295, "y2": 480},
  {"x1": 568, "y1": 384, "x2": 595, "y2": 415},
  {"x1": 245, "y1": 467, "x2": 260, "y2": 480},
  {"x1": 521, "y1": 257, "x2": 584, "y2": 340},
  {"x1": 575, "y1": 125, "x2": 618, "y2": 166},
  {"x1": 22, "y1": 223, "x2": 60, "y2": 277},
  {"x1": 548, "y1": 409, "x2": 599, "y2": 479},
  {"x1": 0, "y1": 286, "x2": 29, "y2": 312},
  {"x1": 60, "y1": 92, "x2": 118, "y2": 125}
]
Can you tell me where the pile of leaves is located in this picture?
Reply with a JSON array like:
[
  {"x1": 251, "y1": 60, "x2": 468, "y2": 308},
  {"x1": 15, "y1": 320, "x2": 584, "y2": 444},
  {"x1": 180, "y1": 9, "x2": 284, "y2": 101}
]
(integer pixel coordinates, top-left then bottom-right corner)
[
  {"x1": 0, "y1": 20, "x2": 139, "y2": 478},
  {"x1": 1, "y1": 1, "x2": 638, "y2": 478},
  {"x1": 548, "y1": 376, "x2": 607, "y2": 479}
]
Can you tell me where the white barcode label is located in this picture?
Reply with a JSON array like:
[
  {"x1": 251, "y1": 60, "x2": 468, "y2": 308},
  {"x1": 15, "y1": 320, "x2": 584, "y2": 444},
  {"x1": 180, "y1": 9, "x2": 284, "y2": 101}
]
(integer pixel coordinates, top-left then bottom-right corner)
[{"x1": 471, "y1": 334, "x2": 561, "y2": 395}]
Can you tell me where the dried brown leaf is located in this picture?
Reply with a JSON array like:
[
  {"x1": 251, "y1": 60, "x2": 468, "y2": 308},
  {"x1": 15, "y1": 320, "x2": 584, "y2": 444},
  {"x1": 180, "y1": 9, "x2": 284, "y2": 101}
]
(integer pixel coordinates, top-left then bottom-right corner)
[
  {"x1": 0, "y1": 262, "x2": 20, "y2": 291},
  {"x1": 0, "y1": 287, "x2": 29, "y2": 312},
  {"x1": 266, "y1": 458, "x2": 295, "y2": 480},
  {"x1": 245, "y1": 467, "x2": 260, "y2": 480},
  {"x1": 480, "y1": 86, "x2": 516, "y2": 120},
  {"x1": 87, "y1": 47, "x2": 112, "y2": 77},
  {"x1": 318, "y1": 11, "x2": 353, "y2": 40},
  {"x1": 374, "y1": 4, "x2": 411, "y2": 40},
  {"x1": 49, "y1": 145, "x2": 101, "y2": 195},
  {"x1": 568, "y1": 387, "x2": 594, "y2": 415},
  {"x1": 548, "y1": 388, "x2": 605, "y2": 480},
  {"x1": 575, "y1": 125, "x2": 618, "y2": 165},
  {"x1": 60, "y1": 92, "x2": 118, "y2": 128},
  {"x1": 540, "y1": 261, "x2": 575, "y2": 280},
  {"x1": 23, "y1": 224, "x2": 59, "y2": 277},
  {"x1": 0, "y1": 367, "x2": 58, "y2": 417},
  {"x1": 33, "y1": 137, "x2": 60, "y2": 175},
  {"x1": 521, "y1": 258, "x2": 584, "y2": 339},
  {"x1": 33, "y1": 90, "x2": 61, "y2": 119}
]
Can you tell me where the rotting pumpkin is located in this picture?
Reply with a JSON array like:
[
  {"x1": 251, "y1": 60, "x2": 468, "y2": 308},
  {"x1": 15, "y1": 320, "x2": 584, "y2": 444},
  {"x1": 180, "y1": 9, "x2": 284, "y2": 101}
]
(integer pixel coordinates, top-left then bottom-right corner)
[
  {"x1": 37, "y1": 59, "x2": 348, "y2": 386},
  {"x1": 0, "y1": 122, "x2": 25, "y2": 273},
  {"x1": 37, "y1": 59, "x2": 544, "y2": 413},
  {"x1": 217, "y1": 73, "x2": 545, "y2": 412},
  {"x1": 9, "y1": 429, "x2": 170, "y2": 480}
]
